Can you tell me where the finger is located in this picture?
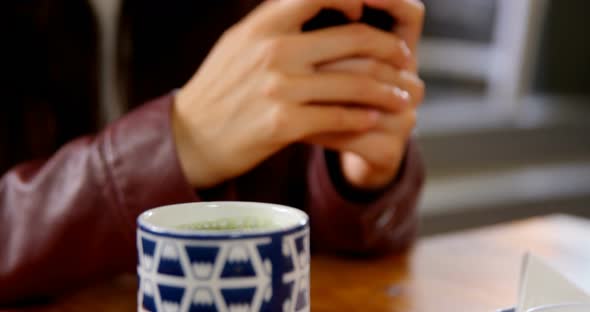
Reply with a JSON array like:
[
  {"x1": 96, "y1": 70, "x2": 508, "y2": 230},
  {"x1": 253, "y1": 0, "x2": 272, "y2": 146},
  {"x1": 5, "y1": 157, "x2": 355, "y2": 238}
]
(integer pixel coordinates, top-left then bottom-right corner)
[
  {"x1": 307, "y1": 109, "x2": 416, "y2": 160},
  {"x1": 249, "y1": 0, "x2": 363, "y2": 34},
  {"x1": 263, "y1": 72, "x2": 411, "y2": 112},
  {"x1": 360, "y1": 110, "x2": 417, "y2": 135},
  {"x1": 309, "y1": 131, "x2": 406, "y2": 169},
  {"x1": 397, "y1": 70, "x2": 425, "y2": 107},
  {"x1": 382, "y1": 109, "x2": 417, "y2": 135},
  {"x1": 290, "y1": 106, "x2": 381, "y2": 139},
  {"x1": 292, "y1": 24, "x2": 411, "y2": 68},
  {"x1": 318, "y1": 58, "x2": 425, "y2": 107},
  {"x1": 305, "y1": 108, "x2": 417, "y2": 168},
  {"x1": 364, "y1": 0, "x2": 425, "y2": 53}
]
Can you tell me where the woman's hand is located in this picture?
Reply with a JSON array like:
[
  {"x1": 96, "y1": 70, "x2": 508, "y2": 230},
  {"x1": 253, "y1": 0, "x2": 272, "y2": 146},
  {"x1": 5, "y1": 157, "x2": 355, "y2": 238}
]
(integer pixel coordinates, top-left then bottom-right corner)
[
  {"x1": 311, "y1": 58, "x2": 424, "y2": 190},
  {"x1": 173, "y1": 0, "x2": 413, "y2": 189},
  {"x1": 309, "y1": 0, "x2": 426, "y2": 190}
]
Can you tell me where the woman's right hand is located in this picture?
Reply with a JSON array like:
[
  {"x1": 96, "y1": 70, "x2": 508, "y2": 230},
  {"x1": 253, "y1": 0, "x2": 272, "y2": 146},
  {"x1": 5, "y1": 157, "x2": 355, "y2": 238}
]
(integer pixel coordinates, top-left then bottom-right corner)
[{"x1": 173, "y1": 0, "x2": 412, "y2": 189}]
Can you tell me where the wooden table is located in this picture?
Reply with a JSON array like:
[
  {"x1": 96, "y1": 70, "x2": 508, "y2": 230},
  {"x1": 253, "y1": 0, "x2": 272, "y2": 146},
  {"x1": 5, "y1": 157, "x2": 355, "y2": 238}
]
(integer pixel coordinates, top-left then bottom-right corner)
[{"x1": 19, "y1": 214, "x2": 590, "y2": 311}]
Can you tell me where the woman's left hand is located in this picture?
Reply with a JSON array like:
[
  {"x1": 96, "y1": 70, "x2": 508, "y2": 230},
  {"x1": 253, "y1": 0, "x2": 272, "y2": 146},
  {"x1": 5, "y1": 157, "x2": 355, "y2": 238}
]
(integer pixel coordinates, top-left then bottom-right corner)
[
  {"x1": 309, "y1": 57, "x2": 424, "y2": 190},
  {"x1": 308, "y1": 0, "x2": 425, "y2": 190}
]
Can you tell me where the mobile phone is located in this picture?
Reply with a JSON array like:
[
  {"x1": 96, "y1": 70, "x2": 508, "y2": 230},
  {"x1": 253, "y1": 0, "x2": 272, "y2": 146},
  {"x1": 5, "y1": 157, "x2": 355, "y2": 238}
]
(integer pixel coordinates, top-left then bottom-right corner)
[{"x1": 302, "y1": 5, "x2": 396, "y2": 32}]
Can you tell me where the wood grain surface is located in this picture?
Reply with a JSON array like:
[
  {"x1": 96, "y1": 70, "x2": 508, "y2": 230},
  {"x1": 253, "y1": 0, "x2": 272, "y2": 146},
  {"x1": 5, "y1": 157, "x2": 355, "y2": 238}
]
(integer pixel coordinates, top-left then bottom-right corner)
[{"x1": 13, "y1": 214, "x2": 590, "y2": 312}]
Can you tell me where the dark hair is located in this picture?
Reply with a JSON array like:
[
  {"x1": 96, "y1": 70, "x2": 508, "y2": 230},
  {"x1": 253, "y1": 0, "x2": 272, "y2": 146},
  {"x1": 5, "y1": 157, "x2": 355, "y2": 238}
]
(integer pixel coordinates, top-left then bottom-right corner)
[
  {"x1": 1, "y1": 0, "x2": 98, "y2": 173},
  {"x1": 118, "y1": 0, "x2": 262, "y2": 108}
]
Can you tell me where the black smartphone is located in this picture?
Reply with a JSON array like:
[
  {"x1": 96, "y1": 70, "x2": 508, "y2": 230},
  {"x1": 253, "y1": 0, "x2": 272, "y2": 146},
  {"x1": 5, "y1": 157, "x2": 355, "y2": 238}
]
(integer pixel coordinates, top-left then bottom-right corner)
[{"x1": 302, "y1": 5, "x2": 396, "y2": 32}]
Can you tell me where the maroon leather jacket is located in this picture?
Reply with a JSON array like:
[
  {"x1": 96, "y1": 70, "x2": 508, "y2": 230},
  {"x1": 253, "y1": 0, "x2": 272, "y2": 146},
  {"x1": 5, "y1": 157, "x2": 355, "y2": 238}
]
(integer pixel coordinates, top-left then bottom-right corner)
[{"x1": 0, "y1": 0, "x2": 424, "y2": 306}]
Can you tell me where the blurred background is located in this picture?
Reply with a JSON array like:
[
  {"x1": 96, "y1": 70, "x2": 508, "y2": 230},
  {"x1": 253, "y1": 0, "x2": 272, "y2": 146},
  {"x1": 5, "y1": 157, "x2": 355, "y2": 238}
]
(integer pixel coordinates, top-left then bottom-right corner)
[
  {"x1": 4, "y1": 0, "x2": 589, "y2": 235},
  {"x1": 417, "y1": 0, "x2": 590, "y2": 235}
]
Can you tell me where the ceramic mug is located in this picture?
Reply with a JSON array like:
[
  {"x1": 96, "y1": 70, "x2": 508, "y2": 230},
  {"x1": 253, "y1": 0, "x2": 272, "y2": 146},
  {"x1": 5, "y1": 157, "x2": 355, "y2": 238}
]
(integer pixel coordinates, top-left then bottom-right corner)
[{"x1": 136, "y1": 202, "x2": 310, "y2": 312}]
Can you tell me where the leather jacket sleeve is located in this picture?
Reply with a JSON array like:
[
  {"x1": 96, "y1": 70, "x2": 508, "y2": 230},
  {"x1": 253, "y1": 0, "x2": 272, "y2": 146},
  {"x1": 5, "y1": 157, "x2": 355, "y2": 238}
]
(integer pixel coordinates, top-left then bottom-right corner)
[
  {"x1": 0, "y1": 93, "x2": 425, "y2": 304},
  {"x1": 307, "y1": 142, "x2": 425, "y2": 255},
  {"x1": 0, "y1": 94, "x2": 197, "y2": 304}
]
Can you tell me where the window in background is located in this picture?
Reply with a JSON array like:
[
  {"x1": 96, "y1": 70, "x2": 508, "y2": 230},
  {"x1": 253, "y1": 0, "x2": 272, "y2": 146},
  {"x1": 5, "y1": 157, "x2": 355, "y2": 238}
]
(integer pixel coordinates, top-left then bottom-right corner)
[
  {"x1": 420, "y1": 0, "x2": 495, "y2": 106},
  {"x1": 418, "y1": 0, "x2": 550, "y2": 131},
  {"x1": 533, "y1": 1, "x2": 590, "y2": 96},
  {"x1": 417, "y1": 0, "x2": 590, "y2": 225}
]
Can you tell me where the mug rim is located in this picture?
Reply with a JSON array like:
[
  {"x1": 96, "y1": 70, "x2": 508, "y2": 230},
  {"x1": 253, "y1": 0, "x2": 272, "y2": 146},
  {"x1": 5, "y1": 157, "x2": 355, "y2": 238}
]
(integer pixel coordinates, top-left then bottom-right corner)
[{"x1": 137, "y1": 201, "x2": 309, "y2": 240}]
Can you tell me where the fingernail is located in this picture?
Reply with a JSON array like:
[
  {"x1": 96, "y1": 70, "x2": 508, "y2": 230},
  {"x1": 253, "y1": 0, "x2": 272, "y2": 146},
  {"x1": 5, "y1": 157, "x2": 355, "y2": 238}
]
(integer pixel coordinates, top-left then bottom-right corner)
[
  {"x1": 392, "y1": 87, "x2": 411, "y2": 104},
  {"x1": 368, "y1": 110, "x2": 381, "y2": 122},
  {"x1": 400, "y1": 42, "x2": 412, "y2": 67}
]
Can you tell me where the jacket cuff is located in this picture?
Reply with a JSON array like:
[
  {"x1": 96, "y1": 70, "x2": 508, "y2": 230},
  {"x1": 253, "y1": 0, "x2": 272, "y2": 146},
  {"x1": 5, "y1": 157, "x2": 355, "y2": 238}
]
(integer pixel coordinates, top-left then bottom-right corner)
[
  {"x1": 308, "y1": 140, "x2": 424, "y2": 253},
  {"x1": 99, "y1": 93, "x2": 198, "y2": 243}
]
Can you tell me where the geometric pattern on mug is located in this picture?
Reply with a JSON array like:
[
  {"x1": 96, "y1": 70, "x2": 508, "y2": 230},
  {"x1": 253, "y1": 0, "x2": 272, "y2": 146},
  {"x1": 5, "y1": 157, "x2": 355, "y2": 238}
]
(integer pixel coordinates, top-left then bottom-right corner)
[
  {"x1": 138, "y1": 230, "x2": 287, "y2": 312},
  {"x1": 140, "y1": 236, "x2": 157, "y2": 273},
  {"x1": 281, "y1": 229, "x2": 310, "y2": 312}
]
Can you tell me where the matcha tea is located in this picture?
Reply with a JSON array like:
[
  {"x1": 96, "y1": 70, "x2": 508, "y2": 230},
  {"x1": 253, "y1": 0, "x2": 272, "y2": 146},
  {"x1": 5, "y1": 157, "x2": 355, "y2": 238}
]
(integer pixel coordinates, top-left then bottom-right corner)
[{"x1": 176, "y1": 216, "x2": 280, "y2": 231}]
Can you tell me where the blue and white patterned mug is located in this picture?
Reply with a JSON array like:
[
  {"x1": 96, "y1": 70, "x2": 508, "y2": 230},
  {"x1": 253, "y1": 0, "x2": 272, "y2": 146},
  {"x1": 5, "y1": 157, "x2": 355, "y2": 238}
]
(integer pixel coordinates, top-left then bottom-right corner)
[{"x1": 136, "y1": 202, "x2": 310, "y2": 312}]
